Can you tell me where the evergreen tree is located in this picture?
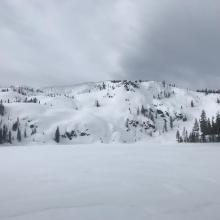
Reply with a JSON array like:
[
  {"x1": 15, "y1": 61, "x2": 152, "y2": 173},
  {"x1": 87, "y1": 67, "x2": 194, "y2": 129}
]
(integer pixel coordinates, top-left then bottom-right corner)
[
  {"x1": 185, "y1": 111, "x2": 220, "y2": 143},
  {"x1": 185, "y1": 130, "x2": 188, "y2": 142},
  {"x1": 17, "y1": 127, "x2": 22, "y2": 142},
  {"x1": 169, "y1": 116, "x2": 173, "y2": 129},
  {"x1": 125, "y1": 118, "x2": 129, "y2": 130},
  {"x1": 211, "y1": 116, "x2": 216, "y2": 135},
  {"x1": 200, "y1": 110, "x2": 208, "y2": 141},
  {"x1": 163, "y1": 119, "x2": 168, "y2": 132},
  {"x1": 176, "y1": 130, "x2": 180, "y2": 142},
  {"x1": 95, "y1": 100, "x2": 100, "y2": 107},
  {"x1": 192, "y1": 119, "x2": 200, "y2": 142},
  {"x1": 24, "y1": 128, "x2": 27, "y2": 138},
  {"x1": 157, "y1": 94, "x2": 160, "y2": 99},
  {"x1": 181, "y1": 127, "x2": 189, "y2": 142},
  {"x1": 216, "y1": 112, "x2": 220, "y2": 135},
  {"x1": 0, "y1": 128, "x2": 3, "y2": 144},
  {"x1": 12, "y1": 118, "x2": 19, "y2": 131},
  {"x1": 183, "y1": 115, "x2": 187, "y2": 122},
  {"x1": 200, "y1": 110, "x2": 208, "y2": 134},
  {"x1": 149, "y1": 111, "x2": 155, "y2": 122},
  {"x1": 207, "y1": 118, "x2": 212, "y2": 135},
  {"x1": 0, "y1": 100, "x2": 4, "y2": 116},
  {"x1": 8, "y1": 131, "x2": 12, "y2": 144},
  {"x1": 190, "y1": 131, "x2": 198, "y2": 143},
  {"x1": 2, "y1": 124, "x2": 8, "y2": 142},
  {"x1": 55, "y1": 127, "x2": 60, "y2": 143},
  {"x1": 141, "y1": 105, "x2": 145, "y2": 116},
  {"x1": 137, "y1": 107, "x2": 140, "y2": 116}
]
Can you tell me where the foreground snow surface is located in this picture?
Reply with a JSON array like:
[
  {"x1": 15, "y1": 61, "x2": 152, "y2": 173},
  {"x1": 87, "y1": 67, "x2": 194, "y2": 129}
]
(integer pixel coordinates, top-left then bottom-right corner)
[{"x1": 0, "y1": 144, "x2": 220, "y2": 220}]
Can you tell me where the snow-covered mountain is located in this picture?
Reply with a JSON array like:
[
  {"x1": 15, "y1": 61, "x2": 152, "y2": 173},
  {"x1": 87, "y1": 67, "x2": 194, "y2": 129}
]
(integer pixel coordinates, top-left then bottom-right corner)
[{"x1": 0, "y1": 80, "x2": 219, "y2": 145}]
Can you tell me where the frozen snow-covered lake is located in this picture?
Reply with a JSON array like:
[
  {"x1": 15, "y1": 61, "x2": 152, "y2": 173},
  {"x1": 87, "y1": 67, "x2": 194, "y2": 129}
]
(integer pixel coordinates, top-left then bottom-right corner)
[{"x1": 0, "y1": 143, "x2": 220, "y2": 220}]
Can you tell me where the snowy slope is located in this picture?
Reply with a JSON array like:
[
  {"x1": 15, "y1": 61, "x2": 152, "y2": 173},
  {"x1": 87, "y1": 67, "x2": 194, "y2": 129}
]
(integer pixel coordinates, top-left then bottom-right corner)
[
  {"x1": 0, "y1": 143, "x2": 220, "y2": 220},
  {"x1": 0, "y1": 81, "x2": 220, "y2": 145}
]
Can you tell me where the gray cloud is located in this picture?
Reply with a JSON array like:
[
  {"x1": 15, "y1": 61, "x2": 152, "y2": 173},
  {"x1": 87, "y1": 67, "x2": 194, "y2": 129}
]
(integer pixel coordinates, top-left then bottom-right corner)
[
  {"x1": 121, "y1": 0, "x2": 220, "y2": 88},
  {"x1": 0, "y1": 0, "x2": 135, "y2": 86},
  {"x1": 0, "y1": 0, "x2": 220, "y2": 88}
]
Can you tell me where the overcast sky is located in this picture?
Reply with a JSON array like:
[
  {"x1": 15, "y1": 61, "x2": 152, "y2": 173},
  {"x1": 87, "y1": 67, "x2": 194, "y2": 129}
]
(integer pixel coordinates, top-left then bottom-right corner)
[{"x1": 0, "y1": 0, "x2": 220, "y2": 88}]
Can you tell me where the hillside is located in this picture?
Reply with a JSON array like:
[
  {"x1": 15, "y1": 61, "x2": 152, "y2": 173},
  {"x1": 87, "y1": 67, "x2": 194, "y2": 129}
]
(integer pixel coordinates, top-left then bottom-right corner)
[{"x1": 0, "y1": 80, "x2": 219, "y2": 145}]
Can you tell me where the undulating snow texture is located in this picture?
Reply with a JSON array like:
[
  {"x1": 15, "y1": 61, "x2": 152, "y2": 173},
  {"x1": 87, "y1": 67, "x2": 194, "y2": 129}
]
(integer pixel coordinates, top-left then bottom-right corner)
[
  {"x1": 0, "y1": 80, "x2": 220, "y2": 144},
  {"x1": 0, "y1": 143, "x2": 220, "y2": 220}
]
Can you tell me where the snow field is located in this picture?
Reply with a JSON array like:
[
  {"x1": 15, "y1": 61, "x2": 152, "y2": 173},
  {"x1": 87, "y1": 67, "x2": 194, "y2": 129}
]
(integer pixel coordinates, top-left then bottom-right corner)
[{"x1": 0, "y1": 143, "x2": 220, "y2": 220}]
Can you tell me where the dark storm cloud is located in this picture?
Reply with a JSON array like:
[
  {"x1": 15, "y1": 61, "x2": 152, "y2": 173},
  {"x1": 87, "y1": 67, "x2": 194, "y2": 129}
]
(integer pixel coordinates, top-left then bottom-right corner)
[
  {"x1": 0, "y1": 0, "x2": 219, "y2": 88},
  {"x1": 121, "y1": 0, "x2": 220, "y2": 88}
]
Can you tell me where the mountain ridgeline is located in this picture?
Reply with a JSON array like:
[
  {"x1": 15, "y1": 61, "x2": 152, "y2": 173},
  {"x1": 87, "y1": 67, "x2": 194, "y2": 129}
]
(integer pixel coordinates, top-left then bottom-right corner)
[{"x1": 0, "y1": 80, "x2": 220, "y2": 145}]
